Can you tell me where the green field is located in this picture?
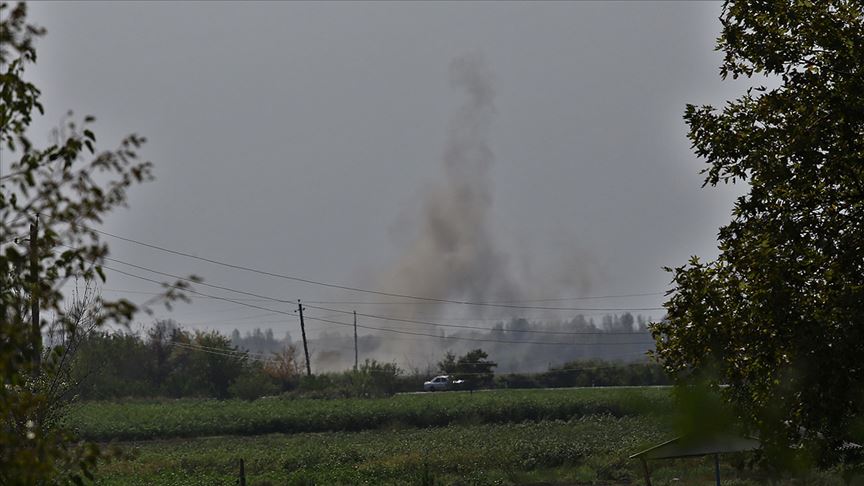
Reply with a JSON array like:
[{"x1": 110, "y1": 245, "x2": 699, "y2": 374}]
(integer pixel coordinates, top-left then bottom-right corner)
[
  {"x1": 97, "y1": 417, "x2": 670, "y2": 485},
  {"x1": 77, "y1": 388, "x2": 846, "y2": 485},
  {"x1": 67, "y1": 388, "x2": 671, "y2": 442}
]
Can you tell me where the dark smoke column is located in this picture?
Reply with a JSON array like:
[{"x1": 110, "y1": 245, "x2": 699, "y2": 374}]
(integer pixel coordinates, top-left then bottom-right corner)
[{"x1": 381, "y1": 53, "x2": 521, "y2": 317}]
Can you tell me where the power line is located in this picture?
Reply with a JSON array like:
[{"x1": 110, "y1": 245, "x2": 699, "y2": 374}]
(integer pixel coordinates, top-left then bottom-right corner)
[
  {"x1": 167, "y1": 341, "x2": 277, "y2": 364},
  {"x1": 302, "y1": 313, "x2": 654, "y2": 347},
  {"x1": 165, "y1": 340, "x2": 652, "y2": 376},
  {"x1": 305, "y1": 292, "x2": 665, "y2": 305},
  {"x1": 103, "y1": 265, "x2": 298, "y2": 317},
  {"x1": 157, "y1": 314, "x2": 290, "y2": 326},
  {"x1": 91, "y1": 228, "x2": 665, "y2": 312},
  {"x1": 95, "y1": 254, "x2": 293, "y2": 305},
  {"x1": 1, "y1": 213, "x2": 35, "y2": 224},
  {"x1": 304, "y1": 304, "x2": 652, "y2": 336},
  {"x1": 136, "y1": 315, "x2": 654, "y2": 373},
  {"x1": 141, "y1": 312, "x2": 654, "y2": 374},
  {"x1": 102, "y1": 266, "x2": 656, "y2": 348},
  {"x1": 102, "y1": 288, "x2": 641, "y2": 321},
  {"x1": 102, "y1": 288, "x2": 279, "y2": 303},
  {"x1": 487, "y1": 292, "x2": 664, "y2": 303},
  {"x1": 0, "y1": 231, "x2": 29, "y2": 245},
  {"x1": 97, "y1": 253, "x2": 654, "y2": 337},
  {"x1": 169, "y1": 340, "x2": 271, "y2": 359},
  {"x1": 104, "y1": 288, "x2": 641, "y2": 322}
]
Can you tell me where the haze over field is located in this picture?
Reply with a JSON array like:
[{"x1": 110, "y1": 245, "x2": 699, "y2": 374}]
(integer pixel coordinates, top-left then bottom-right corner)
[{"x1": 17, "y1": 2, "x2": 751, "y2": 369}]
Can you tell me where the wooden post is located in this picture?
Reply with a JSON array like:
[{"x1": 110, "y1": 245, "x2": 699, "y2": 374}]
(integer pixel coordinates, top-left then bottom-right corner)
[
  {"x1": 353, "y1": 310, "x2": 358, "y2": 371},
  {"x1": 239, "y1": 458, "x2": 246, "y2": 486},
  {"x1": 714, "y1": 453, "x2": 721, "y2": 486},
  {"x1": 29, "y1": 216, "x2": 40, "y2": 374},
  {"x1": 297, "y1": 300, "x2": 311, "y2": 377},
  {"x1": 639, "y1": 457, "x2": 652, "y2": 486}
]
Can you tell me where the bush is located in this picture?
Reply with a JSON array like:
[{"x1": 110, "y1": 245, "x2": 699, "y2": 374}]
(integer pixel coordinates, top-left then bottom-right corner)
[{"x1": 230, "y1": 370, "x2": 281, "y2": 401}]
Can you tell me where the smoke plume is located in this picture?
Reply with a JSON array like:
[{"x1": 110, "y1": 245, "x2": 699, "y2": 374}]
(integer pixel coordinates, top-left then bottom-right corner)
[{"x1": 379, "y1": 54, "x2": 521, "y2": 316}]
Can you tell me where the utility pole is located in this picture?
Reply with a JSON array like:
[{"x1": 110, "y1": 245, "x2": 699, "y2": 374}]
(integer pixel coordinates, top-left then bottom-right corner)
[
  {"x1": 353, "y1": 310, "x2": 358, "y2": 371},
  {"x1": 297, "y1": 300, "x2": 311, "y2": 377},
  {"x1": 29, "y1": 215, "x2": 40, "y2": 374}
]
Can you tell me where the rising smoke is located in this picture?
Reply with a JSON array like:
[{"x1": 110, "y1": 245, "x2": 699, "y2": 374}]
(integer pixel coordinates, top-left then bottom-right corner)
[
  {"x1": 379, "y1": 54, "x2": 521, "y2": 316},
  {"x1": 323, "y1": 54, "x2": 633, "y2": 373}
]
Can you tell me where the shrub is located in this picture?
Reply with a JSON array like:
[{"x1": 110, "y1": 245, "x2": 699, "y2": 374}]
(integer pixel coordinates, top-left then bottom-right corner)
[{"x1": 230, "y1": 370, "x2": 281, "y2": 401}]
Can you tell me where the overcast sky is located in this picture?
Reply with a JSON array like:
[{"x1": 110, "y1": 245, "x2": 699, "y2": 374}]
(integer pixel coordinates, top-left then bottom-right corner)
[{"x1": 22, "y1": 1, "x2": 751, "y2": 344}]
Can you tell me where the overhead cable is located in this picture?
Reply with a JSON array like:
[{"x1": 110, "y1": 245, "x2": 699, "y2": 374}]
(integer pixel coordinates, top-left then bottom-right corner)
[
  {"x1": 303, "y1": 303, "x2": 651, "y2": 336},
  {"x1": 301, "y1": 313, "x2": 654, "y2": 347},
  {"x1": 103, "y1": 265, "x2": 655, "y2": 348},
  {"x1": 165, "y1": 341, "x2": 652, "y2": 375},
  {"x1": 98, "y1": 254, "x2": 655, "y2": 336},
  {"x1": 91, "y1": 228, "x2": 665, "y2": 312}
]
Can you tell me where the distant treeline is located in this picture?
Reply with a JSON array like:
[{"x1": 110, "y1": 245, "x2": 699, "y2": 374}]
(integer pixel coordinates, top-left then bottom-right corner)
[
  {"x1": 230, "y1": 312, "x2": 657, "y2": 374},
  {"x1": 65, "y1": 319, "x2": 666, "y2": 401}
]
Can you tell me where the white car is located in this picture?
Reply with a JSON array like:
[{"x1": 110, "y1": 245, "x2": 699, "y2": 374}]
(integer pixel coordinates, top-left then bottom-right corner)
[{"x1": 423, "y1": 375, "x2": 465, "y2": 392}]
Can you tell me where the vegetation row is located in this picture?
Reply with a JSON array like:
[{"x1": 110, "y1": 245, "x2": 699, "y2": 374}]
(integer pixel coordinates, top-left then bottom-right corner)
[
  {"x1": 96, "y1": 416, "x2": 670, "y2": 485},
  {"x1": 69, "y1": 320, "x2": 668, "y2": 401},
  {"x1": 66, "y1": 387, "x2": 672, "y2": 442}
]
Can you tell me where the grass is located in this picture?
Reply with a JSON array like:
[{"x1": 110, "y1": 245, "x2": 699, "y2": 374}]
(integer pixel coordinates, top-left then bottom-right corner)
[
  {"x1": 96, "y1": 415, "x2": 669, "y2": 485},
  {"x1": 67, "y1": 387, "x2": 672, "y2": 441},
  {"x1": 94, "y1": 417, "x2": 847, "y2": 485},
  {"x1": 74, "y1": 387, "x2": 849, "y2": 485}
]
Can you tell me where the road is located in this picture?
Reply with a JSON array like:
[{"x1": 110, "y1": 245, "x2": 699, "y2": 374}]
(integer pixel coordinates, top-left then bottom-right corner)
[{"x1": 397, "y1": 384, "x2": 671, "y2": 395}]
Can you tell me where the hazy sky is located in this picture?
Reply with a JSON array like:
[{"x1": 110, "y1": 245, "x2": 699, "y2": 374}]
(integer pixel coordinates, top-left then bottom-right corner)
[{"x1": 22, "y1": 1, "x2": 751, "y2": 342}]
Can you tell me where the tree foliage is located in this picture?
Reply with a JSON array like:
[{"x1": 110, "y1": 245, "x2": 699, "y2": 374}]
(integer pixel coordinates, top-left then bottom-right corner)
[
  {"x1": 72, "y1": 324, "x2": 250, "y2": 400},
  {"x1": 651, "y1": 0, "x2": 864, "y2": 465},
  {"x1": 438, "y1": 348, "x2": 497, "y2": 387},
  {"x1": 1, "y1": 2, "x2": 188, "y2": 482}
]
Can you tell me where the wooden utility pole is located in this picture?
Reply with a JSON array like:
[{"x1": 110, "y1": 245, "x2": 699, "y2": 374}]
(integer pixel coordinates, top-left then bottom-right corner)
[
  {"x1": 714, "y1": 454, "x2": 721, "y2": 486},
  {"x1": 353, "y1": 310, "x2": 358, "y2": 371},
  {"x1": 29, "y1": 216, "x2": 40, "y2": 374},
  {"x1": 297, "y1": 300, "x2": 311, "y2": 377}
]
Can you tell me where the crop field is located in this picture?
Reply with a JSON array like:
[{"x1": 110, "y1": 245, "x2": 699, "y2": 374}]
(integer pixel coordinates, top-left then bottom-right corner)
[
  {"x1": 96, "y1": 416, "x2": 670, "y2": 485},
  {"x1": 75, "y1": 388, "x2": 846, "y2": 485},
  {"x1": 66, "y1": 388, "x2": 671, "y2": 441}
]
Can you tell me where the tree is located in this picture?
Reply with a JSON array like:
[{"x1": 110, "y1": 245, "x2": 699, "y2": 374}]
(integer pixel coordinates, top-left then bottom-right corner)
[
  {"x1": 651, "y1": 0, "x2": 864, "y2": 467},
  {"x1": 438, "y1": 349, "x2": 497, "y2": 387},
  {"x1": 355, "y1": 359, "x2": 402, "y2": 397},
  {"x1": 619, "y1": 312, "x2": 634, "y2": 331},
  {"x1": 1, "y1": 2, "x2": 188, "y2": 481},
  {"x1": 263, "y1": 344, "x2": 303, "y2": 391},
  {"x1": 147, "y1": 319, "x2": 178, "y2": 390},
  {"x1": 72, "y1": 331, "x2": 153, "y2": 399},
  {"x1": 189, "y1": 330, "x2": 246, "y2": 399},
  {"x1": 157, "y1": 327, "x2": 247, "y2": 398},
  {"x1": 436, "y1": 351, "x2": 458, "y2": 375}
]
